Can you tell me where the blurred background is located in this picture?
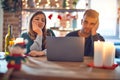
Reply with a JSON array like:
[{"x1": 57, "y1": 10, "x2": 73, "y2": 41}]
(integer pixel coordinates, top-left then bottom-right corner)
[{"x1": 0, "y1": 0, "x2": 120, "y2": 52}]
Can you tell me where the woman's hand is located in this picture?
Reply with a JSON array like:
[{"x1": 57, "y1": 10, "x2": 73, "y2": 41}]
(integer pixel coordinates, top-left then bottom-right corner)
[
  {"x1": 32, "y1": 20, "x2": 43, "y2": 36},
  {"x1": 29, "y1": 50, "x2": 45, "y2": 57}
]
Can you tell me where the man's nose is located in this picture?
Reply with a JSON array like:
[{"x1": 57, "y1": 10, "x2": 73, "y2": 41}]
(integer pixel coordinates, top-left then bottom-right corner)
[{"x1": 85, "y1": 24, "x2": 90, "y2": 28}]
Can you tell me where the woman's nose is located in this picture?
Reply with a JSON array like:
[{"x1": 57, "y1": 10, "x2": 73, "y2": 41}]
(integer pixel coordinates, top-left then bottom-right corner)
[{"x1": 38, "y1": 20, "x2": 43, "y2": 23}]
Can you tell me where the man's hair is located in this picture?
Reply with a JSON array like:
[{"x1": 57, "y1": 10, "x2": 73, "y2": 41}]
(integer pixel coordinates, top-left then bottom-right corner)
[{"x1": 83, "y1": 9, "x2": 99, "y2": 18}]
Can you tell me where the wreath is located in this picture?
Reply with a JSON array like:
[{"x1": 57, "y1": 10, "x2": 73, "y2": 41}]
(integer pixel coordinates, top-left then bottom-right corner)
[{"x1": 1, "y1": 0, "x2": 22, "y2": 12}]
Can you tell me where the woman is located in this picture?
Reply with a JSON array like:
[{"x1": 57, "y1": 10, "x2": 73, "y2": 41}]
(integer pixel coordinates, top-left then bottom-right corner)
[{"x1": 21, "y1": 11, "x2": 47, "y2": 57}]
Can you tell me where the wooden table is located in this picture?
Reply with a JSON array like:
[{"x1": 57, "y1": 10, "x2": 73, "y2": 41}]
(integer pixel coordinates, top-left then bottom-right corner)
[
  {"x1": 8, "y1": 57, "x2": 120, "y2": 80},
  {"x1": 1, "y1": 56, "x2": 120, "y2": 80}
]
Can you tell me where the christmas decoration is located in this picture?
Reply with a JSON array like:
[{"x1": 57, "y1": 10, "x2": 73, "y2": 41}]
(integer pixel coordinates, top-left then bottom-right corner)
[
  {"x1": 57, "y1": 15, "x2": 62, "y2": 20},
  {"x1": 1, "y1": 0, "x2": 22, "y2": 12},
  {"x1": 48, "y1": 14, "x2": 53, "y2": 20},
  {"x1": 5, "y1": 41, "x2": 26, "y2": 70}
]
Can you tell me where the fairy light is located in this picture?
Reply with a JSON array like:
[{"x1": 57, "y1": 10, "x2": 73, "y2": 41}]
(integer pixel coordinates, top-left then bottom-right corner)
[
  {"x1": 36, "y1": 2, "x2": 39, "y2": 6},
  {"x1": 47, "y1": 0, "x2": 50, "y2": 5},
  {"x1": 22, "y1": 0, "x2": 77, "y2": 9},
  {"x1": 38, "y1": 0, "x2": 41, "y2": 2},
  {"x1": 56, "y1": 3, "x2": 59, "y2": 8}
]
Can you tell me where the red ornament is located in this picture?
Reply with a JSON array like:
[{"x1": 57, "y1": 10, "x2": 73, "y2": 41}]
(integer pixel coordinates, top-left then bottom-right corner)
[
  {"x1": 57, "y1": 15, "x2": 62, "y2": 20},
  {"x1": 71, "y1": 16, "x2": 76, "y2": 19},
  {"x1": 48, "y1": 14, "x2": 53, "y2": 19}
]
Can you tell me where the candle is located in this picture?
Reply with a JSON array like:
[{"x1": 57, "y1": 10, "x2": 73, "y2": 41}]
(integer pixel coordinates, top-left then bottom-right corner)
[
  {"x1": 94, "y1": 41, "x2": 104, "y2": 67},
  {"x1": 15, "y1": 38, "x2": 24, "y2": 44},
  {"x1": 103, "y1": 42, "x2": 115, "y2": 67}
]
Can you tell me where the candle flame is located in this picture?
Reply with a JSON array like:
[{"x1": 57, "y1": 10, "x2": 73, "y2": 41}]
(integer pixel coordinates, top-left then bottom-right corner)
[{"x1": 97, "y1": 40, "x2": 100, "y2": 42}]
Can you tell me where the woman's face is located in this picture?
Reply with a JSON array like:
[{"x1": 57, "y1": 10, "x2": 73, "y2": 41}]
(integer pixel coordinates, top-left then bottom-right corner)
[{"x1": 32, "y1": 14, "x2": 45, "y2": 29}]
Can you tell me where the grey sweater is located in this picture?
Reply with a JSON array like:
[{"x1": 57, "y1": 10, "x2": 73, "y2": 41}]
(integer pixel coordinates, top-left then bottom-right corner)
[{"x1": 30, "y1": 35, "x2": 47, "y2": 54}]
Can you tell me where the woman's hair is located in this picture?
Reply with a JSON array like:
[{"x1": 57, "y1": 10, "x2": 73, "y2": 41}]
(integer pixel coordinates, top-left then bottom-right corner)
[{"x1": 28, "y1": 11, "x2": 47, "y2": 50}]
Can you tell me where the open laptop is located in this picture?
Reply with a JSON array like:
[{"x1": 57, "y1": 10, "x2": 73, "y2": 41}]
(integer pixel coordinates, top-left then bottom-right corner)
[{"x1": 46, "y1": 36, "x2": 85, "y2": 62}]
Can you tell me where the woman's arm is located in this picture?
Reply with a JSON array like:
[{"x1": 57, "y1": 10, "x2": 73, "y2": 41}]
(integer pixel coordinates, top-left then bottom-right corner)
[
  {"x1": 29, "y1": 35, "x2": 46, "y2": 57},
  {"x1": 30, "y1": 35, "x2": 42, "y2": 51},
  {"x1": 29, "y1": 49, "x2": 46, "y2": 57}
]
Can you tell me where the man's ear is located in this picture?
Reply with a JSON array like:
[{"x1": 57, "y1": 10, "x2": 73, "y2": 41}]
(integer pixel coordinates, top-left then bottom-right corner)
[{"x1": 81, "y1": 19, "x2": 83, "y2": 25}]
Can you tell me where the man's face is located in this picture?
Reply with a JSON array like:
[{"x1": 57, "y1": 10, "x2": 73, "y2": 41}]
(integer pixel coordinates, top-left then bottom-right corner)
[{"x1": 81, "y1": 15, "x2": 98, "y2": 35}]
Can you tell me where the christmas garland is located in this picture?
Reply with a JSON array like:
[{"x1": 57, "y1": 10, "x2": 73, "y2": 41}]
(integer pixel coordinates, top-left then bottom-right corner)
[{"x1": 1, "y1": 0, "x2": 22, "y2": 12}]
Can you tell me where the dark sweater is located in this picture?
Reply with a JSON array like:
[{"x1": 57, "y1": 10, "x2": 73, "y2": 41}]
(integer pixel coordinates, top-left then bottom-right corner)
[
  {"x1": 20, "y1": 32, "x2": 34, "y2": 54},
  {"x1": 66, "y1": 30, "x2": 105, "y2": 56}
]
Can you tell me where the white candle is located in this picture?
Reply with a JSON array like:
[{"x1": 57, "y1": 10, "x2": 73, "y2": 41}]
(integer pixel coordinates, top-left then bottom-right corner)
[
  {"x1": 94, "y1": 41, "x2": 104, "y2": 67},
  {"x1": 15, "y1": 38, "x2": 24, "y2": 44},
  {"x1": 103, "y1": 42, "x2": 115, "y2": 67}
]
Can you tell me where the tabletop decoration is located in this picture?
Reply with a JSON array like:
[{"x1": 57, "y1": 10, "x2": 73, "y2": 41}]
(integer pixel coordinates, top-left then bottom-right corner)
[
  {"x1": 103, "y1": 42, "x2": 115, "y2": 67},
  {"x1": 87, "y1": 62, "x2": 118, "y2": 70},
  {"x1": 94, "y1": 41, "x2": 104, "y2": 67},
  {"x1": 5, "y1": 39, "x2": 26, "y2": 70},
  {"x1": 93, "y1": 41, "x2": 117, "y2": 69},
  {"x1": 3, "y1": 40, "x2": 27, "y2": 80}
]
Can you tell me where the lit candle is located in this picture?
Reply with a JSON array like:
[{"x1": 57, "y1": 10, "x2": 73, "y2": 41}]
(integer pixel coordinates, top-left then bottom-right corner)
[
  {"x1": 103, "y1": 42, "x2": 115, "y2": 67},
  {"x1": 94, "y1": 41, "x2": 104, "y2": 67},
  {"x1": 15, "y1": 38, "x2": 24, "y2": 44}
]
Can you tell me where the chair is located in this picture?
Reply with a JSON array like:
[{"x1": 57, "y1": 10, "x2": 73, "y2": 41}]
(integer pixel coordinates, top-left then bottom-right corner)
[
  {"x1": 114, "y1": 42, "x2": 120, "y2": 58},
  {"x1": 47, "y1": 29, "x2": 55, "y2": 36}
]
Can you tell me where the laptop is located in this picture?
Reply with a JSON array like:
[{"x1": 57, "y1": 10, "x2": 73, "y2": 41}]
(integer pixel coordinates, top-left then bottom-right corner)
[{"x1": 46, "y1": 36, "x2": 85, "y2": 62}]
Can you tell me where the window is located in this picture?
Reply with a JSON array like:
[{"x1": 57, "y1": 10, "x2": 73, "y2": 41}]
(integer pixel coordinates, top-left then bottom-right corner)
[{"x1": 91, "y1": 0, "x2": 118, "y2": 39}]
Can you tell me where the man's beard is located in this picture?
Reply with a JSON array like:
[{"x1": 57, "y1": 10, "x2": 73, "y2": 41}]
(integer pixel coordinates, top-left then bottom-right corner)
[{"x1": 81, "y1": 28, "x2": 91, "y2": 35}]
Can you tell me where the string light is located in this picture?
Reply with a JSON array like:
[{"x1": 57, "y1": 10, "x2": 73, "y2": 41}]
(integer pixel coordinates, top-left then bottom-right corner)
[{"x1": 22, "y1": 0, "x2": 77, "y2": 9}]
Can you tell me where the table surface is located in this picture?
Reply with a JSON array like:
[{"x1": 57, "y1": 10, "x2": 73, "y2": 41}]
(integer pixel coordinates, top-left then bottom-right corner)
[{"x1": 0, "y1": 56, "x2": 119, "y2": 80}]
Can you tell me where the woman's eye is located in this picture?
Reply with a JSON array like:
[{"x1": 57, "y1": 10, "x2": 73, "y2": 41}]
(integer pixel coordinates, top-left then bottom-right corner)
[
  {"x1": 42, "y1": 19, "x2": 45, "y2": 22},
  {"x1": 35, "y1": 19, "x2": 39, "y2": 21}
]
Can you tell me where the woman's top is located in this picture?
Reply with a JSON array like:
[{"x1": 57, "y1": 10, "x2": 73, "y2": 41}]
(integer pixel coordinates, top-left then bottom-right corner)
[
  {"x1": 21, "y1": 32, "x2": 33, "y2": 54},
  {"x1": 30, "y1": 35, "x2": 47, "y2": 54}
]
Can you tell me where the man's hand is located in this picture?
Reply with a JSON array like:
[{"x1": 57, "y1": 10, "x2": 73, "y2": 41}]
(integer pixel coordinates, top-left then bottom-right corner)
[{"x1": 91, "y1": 20, "x2": 99, "y2": 36}]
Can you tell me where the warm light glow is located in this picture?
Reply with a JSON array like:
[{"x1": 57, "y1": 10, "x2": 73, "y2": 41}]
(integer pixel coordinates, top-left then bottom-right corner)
[
  {"x1": 15, "y1": 38, "x2": 24, "y2": 44},
  {"x1": 22, "y1": 0, "x2": 77, "y2": 9},
  {"x1": 38, "y1": 0, "x2": 41, "y2": 2}
]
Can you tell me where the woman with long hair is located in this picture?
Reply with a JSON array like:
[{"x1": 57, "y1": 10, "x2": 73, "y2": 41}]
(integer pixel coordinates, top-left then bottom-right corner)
[{"x1": 21, "y1": 11, "x2": 47, "y2": 56}]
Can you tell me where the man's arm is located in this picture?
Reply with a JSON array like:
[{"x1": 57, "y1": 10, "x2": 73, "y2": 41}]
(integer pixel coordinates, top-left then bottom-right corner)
[{"x1": 92, "y1": 33, "x2": 105, "y2": 41}]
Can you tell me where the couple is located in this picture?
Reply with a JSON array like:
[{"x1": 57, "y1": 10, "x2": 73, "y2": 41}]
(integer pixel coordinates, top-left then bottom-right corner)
[{"x1": 21, "y1": 9, "x2": 104, "y2": 57}]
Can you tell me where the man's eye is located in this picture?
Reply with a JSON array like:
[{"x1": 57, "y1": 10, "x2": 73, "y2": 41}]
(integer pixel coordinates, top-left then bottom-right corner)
[
  {"x1": 83, "y1": 21, "x2": 87, "y2": 24},
  {"x1": 91, "y1": 23, "x2": 95, "y2": 26}
]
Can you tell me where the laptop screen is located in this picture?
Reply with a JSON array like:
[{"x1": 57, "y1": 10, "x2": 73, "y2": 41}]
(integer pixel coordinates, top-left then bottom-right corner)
[{"x1": 46, "y1": 37, "x2": 85, "y2": 62}]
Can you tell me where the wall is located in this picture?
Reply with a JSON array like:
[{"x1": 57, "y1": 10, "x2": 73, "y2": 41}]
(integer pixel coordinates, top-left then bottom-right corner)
[
  {"x1": 1, "y1": 0, "x2": 22, "y2": 51},
  {"x1": 2, "y1": 12, "x2": 22, "y2": 51},
  {"x1": 0, "y1": 1, "x2": 3, "y2": 51}
]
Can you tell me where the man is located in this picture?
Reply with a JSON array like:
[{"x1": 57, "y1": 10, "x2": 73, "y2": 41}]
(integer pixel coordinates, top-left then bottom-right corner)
[{"x1": 66, "y1": 9, "x2": 105, "y2": 56}]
